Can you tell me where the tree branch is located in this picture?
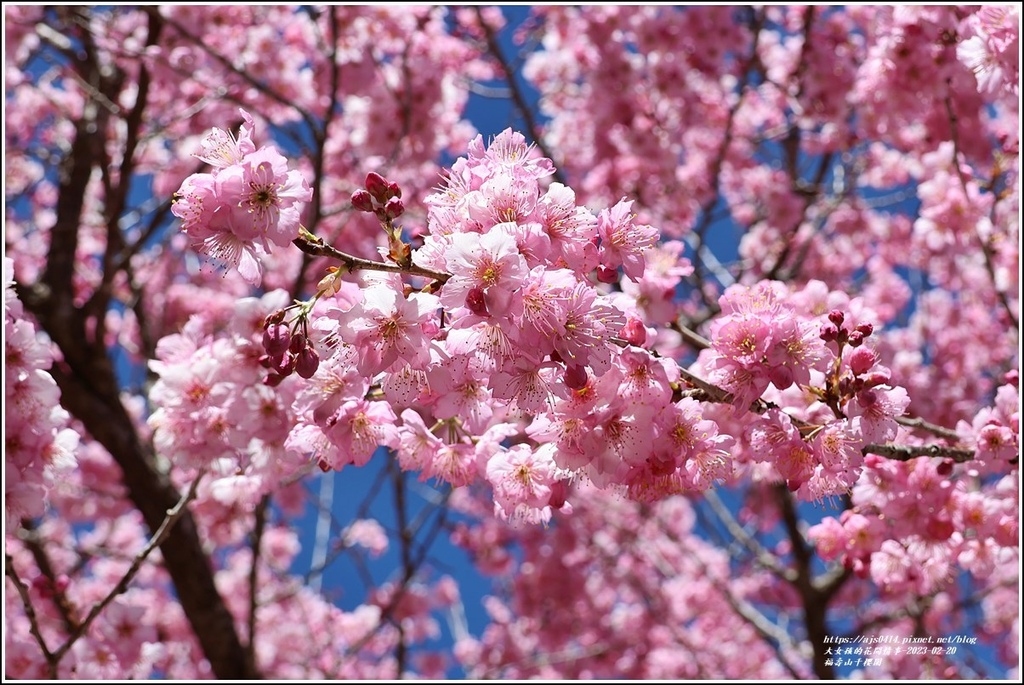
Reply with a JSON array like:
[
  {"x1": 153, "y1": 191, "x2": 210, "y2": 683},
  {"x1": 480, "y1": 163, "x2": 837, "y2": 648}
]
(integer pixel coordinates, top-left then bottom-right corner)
[
  {"x1": 49, "y1": 471, "x2": 206, "y2": 665},
  {"x1": 293, "y1": 230, "x2": 450, "y2": 285},
  {"x1": 5, "y1": 553, "x2": 58, "y2": 678},
  {"x1": 473, "y1": 6, "x2": 567, "y2": 186},
  {"x1": 862, "y1": 442, "x2": 976, "y2": 463}
]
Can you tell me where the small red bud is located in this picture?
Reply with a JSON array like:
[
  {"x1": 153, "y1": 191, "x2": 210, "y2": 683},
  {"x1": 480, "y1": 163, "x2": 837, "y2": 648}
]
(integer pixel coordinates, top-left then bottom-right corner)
[
  {"x1": 547, "y1": 480, "x2": 569, "y2": 509},
  {"x1": 272, "y1": 352, "x2": 295, "y2": 376},
  {"x1": 936, "y1": 459, "x2": 954, "y2": 477},
  {"x1": 563, "y1": 363, "x2": 589, "y2": 391},
  {"x1": 620, "y1": 317, "x2": 647, "y2": 346},
  {"x1": 827, "y1": 309, "x2": 845, "y2": 326},
  {"x1": 465, "y1": 287, "x2": 489, "y2": 316},
  {"x1": 365, "y1": 172, "x2": 390, "y2": 201},
  {"x1": 295, "y1": 346, "x2": 320, "y2": 379},
  {"x1": 862, "y1": 371, "x2": 890, "y2": 388},
  {"x1": 383, "y1": 196, "x2": 405, "y2": 220},
  {"x1": 263, "y1": 323, "x2": 291, "y2": 356},
  {"x1": 351, "y1": 189, "x2": 375, "y2": 213},
  {"x1": 819, "y1": 323, "x2": 839, "y2": 342},
  {"x1": 387, "y1": 181, "x2": 402, "y2": 199},
  {"x1": 596, "y1": 264, "x2": 618, "y2": 283},
  {"x1": 847, "y1": 330, "x2": 865, "y2": 347},
  {"x1": 848, "y1": 346, "x2": 876, "y2": 375},
  {"x1": 855, "y1": 322, "x2": 874, "y2": 337},
  {"x1": 289, "y1": 332, "x2": 307, "y2": 354}
]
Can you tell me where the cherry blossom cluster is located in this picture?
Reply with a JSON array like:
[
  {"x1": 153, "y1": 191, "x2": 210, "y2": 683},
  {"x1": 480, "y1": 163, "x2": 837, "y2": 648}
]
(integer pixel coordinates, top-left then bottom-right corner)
[
  {"x1": 4, "y1": 258, "x2": 78, "y2": 528},
  {"x1": 147, "y1": 289, "x2": 308, "y2": 505},
  {"x1": 956, "y1": 5, "x2": 1020, "y2": 96},
  {"x1": 171, "y1": 110, "x2": 312, "y2": 285},
  {"x1": 450, "y1": 484, "x2": 805, "y2": 679}
]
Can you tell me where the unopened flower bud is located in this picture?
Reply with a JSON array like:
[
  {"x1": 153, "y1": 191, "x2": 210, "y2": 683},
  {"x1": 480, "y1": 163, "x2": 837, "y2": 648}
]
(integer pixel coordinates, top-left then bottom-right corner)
[
  {"x1": 263, "y1": 323, "x2": 291, "y2": 356},
  {"x1": 548, "y1": 479, "x2": 569, "y2": 509},
  {"x1": 387, "y1": 181, "x2": 402, "y2": 199},
  {"x1": 351, "y1": 189, "x2": 375, "y2": 212},
  {"x1": 365, "y1": 172, "x2": 390, "y2": 201},
  {"x1": 383, "y1": 196, "x2": 405, "y2": 220},
  {"x1": 855, "y1": 322, "x2": 874, "y2": 338},
  {"x1": 620, "y1": 317, "x2": 647, "y2": 346},
  {"x1": 272, "y1": 352, "x2": 295, "y2": 376},
  {"x1": 563, "y1": 363, "x2": 589, "y2": 391},
  {"x1": 819, "y1": 323, "x2": 839, "y2": 342},
  {"x1": 848, "y1": 346, "x2": 876, "y2": 375},
  {"x1": 295, "y1": 346, "x2": 320, "y2": 379},
  {"x1": 596, "y1": 264, "x2": 618, "y2": 283},
  {"x1": 263, "y1": 372, "x2": 286, "y2": 387},
  {"x1": 936, "y1": 459, "x2": 954, "y2": 477},
  {"x1": 862, "y1": 371, "x2": 889, "y2": 388},
  {"x1": 847, "y1": 330, "x2": 865, "y2": 347},
  {"x1": 828, "y1": 309, "x2": 845, "y2": 326},
  {"x1": 465, "y1": 287, "x2": 489, "y2": 316},
  {"x1": 289, "y1": 332, "x2": 307, "y2": 354}
]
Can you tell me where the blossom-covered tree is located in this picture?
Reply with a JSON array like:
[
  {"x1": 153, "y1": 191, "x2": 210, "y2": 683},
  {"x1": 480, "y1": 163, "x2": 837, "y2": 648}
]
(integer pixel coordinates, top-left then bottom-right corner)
[{"x1": 4, "y1": 5, "x2": 1019, "y2": 680}]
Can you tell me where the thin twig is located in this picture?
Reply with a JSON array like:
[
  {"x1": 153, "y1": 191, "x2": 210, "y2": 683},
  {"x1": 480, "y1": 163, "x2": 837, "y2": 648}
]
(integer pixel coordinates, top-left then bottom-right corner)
[
  {"x1": 5, "y1": 553, "x2": 58, "y2": 676},
  {"x1": 293, "y1": 230, "x2": 450, "y2": 284},
  {"x1": 893, "y1": 415, "x2": 961, "y2": 441},
  {"x1": 473, "y1": 6, "x2": 567, "y2": 186},
  {"x1": 862, "y1": 442, "x2": 976, "y2": 463},
  {"x1": 48, "y1": 470, "x2": 206, "y2": 666},
  {"x1": 703, "y1": 491, "x2": 796, "y2": 582},
  {"x1": 245, "y1": 495, "x2": 270, "y2": 673}
]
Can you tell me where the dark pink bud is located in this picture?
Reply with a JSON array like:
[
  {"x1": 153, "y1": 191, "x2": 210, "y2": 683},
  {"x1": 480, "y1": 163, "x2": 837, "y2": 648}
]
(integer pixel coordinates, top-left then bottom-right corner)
[
  {"x1": 263, "y1": 323, "x2": 291, "y2": 356},
  {"x1": 819, "y1": 323, "x2": 839, "y2": 342},
  {"x1": 289, "y1": 332, "x2": 307, "y2": 354},
  {"x1": 295, "y1": 346, "x2": 320, "y2": 379},
  {"x1": 620, "y1": 317, "x2": 647, "y2": 346},
  {"x1": 828, "y1": 309, "x2": 845, "y2": 326},
  {"x1": 596, "y1": 264, "x2": 618, "y2": 283},
  {"x1": 847, "y1": 330, "x2": 865, "y2": 347},
  {"x1": 365, "y1": 172, "x2": 390, "y2": 201},
  {"x1": 547, "y1": 479, "x2": 569, "y2": 509},
  {"x1": 387, "y1": 181, "x2": 402, "y2": 199},
  {"x1": 563, "y1": 363, "x2": 589, "y2": 391},
  {"x1": 848, "y1": 346, "x2": 876, "y2": 375},
  {"x1": 272, "y1": 352, "x2": 295, "y2": 376},
  {"x1": 263, "y1": 372, "x2": 286, "y2": 387},
  {"x1": 383, "y1": 196, "x2": 405, "y2": 220},
  {"x1": 936, "y1": 459, "x2": 954, "y2": 477},
  {"x1": 465, "y1": 286, "x2": 489, "y2": 316},
  {"x1": 925, "y1": 517, "x2": 954, "y2": 542},
  {"x1": 31, "y1": 575, "x2": 53, "y2": 599},
  {"x1": 351, "y1": 189, "x2": 375, "y2": 212},
  {"x1": 258, "y1": 354, "x2": 275, "y2": 369},
  {"x1": 861, "y1": 371, "x2": 889, "y2": 388},
  {"x1": 855, "y1": 322, "x2": 874, "y2": 338}
]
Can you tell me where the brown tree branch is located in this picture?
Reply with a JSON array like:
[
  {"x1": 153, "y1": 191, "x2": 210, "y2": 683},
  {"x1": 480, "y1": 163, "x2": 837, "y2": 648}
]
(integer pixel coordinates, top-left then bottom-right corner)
[
  {"x1": 5, "y1": 553, "x2": 58, "y2": 678},
  {"x1": 473, "y1": 6, "x2": 567, "y2": 187},
  {"x1": 48, "y1": 471, "x2": 205, "y2": 666},
  {"x1": 774, "y1": 484, "x2": 836, "y2": 679}
]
